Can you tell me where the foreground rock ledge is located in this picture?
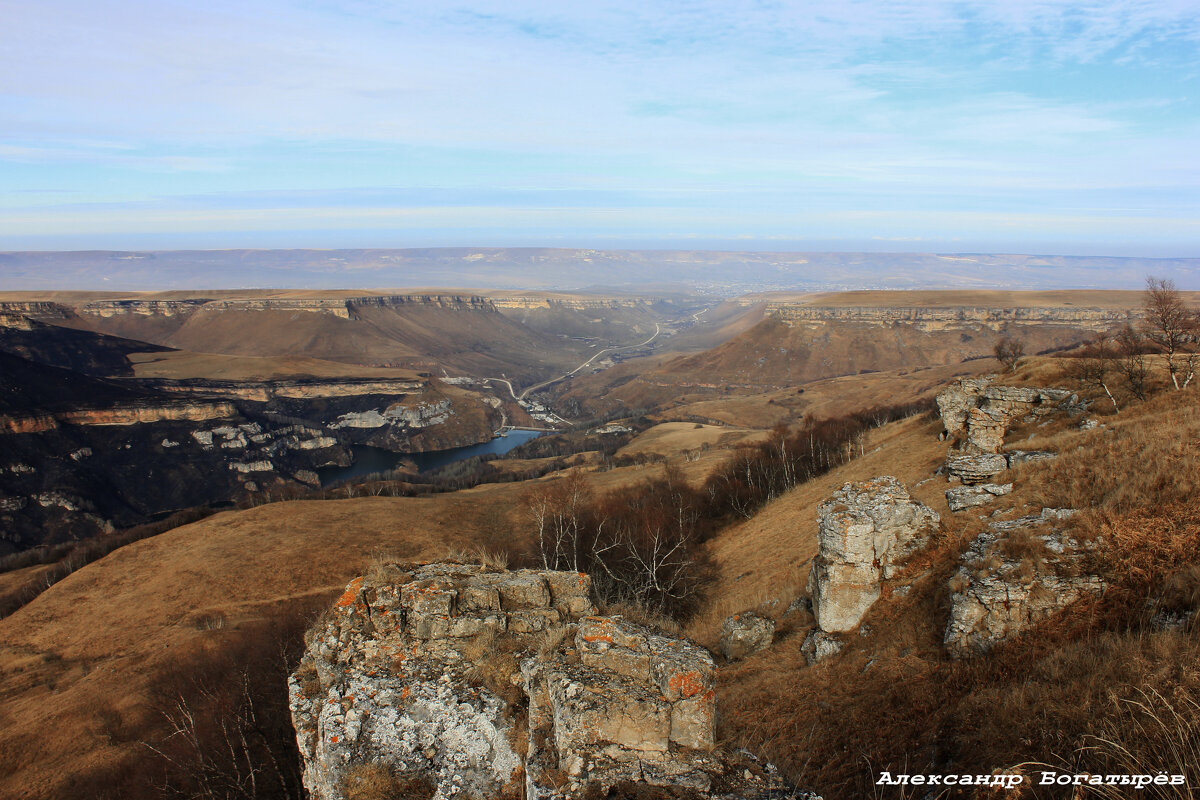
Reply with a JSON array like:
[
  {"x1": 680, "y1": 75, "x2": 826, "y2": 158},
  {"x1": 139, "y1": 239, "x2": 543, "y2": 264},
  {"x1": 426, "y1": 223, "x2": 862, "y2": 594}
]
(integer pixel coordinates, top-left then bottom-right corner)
[{"x1": 289, "y1": 562, "x2": 819, "y2": 800}]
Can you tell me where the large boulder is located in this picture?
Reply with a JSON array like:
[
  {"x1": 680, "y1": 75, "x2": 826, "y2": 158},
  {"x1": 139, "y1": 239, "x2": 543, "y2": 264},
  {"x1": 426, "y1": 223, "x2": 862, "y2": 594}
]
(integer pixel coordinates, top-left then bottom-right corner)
[
  {"x1": 289, "y1": 563, "x2": 816, "y2": 800},
  {"x1": 946, "y1": 452, "x2": 1008, "y2": 485},
  {"x1": 807, "y1": 477, "x2": 939, "y2": 633},
  {"x1": 719, "y1": 613, "x2": 776, "y2": 661}
]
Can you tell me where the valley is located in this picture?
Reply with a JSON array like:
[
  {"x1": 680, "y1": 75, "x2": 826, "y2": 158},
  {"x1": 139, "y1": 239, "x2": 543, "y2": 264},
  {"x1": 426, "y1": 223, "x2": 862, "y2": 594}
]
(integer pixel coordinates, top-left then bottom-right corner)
[{"x1": 1, "y1": 282, "x2": 1197, "y2": 800}]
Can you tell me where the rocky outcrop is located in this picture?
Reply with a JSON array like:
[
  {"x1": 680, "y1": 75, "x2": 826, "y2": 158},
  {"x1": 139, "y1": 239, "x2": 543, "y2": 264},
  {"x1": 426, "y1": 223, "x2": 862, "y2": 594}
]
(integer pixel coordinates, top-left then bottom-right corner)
[
  {"x1": 718, "y1": 613, "x2": 775, "y2": 661},
  {"x1": 290, "y1": 563, "x2": 812, "y2": 800},
  {"x1": 763, "y1": 304, "x2": 1133, "y2": 334},
  {"x1": 937, "y1": 379, "x2": 1080, "y2": 444},
  {"x1": 944, "y1": 510, "x2": 1104, "y2": 657},
  {"x1": 330, "y1": 400, "x2": 453, "y2": 430},
  {"x1": 1, "y1": 402, "x2": 238, "y2": 433},
  {"x1": 56, "y1": 401, "x2": 238, "y2": 427},
  {"x1": 149, "y1": 378, "x2": 426, "y2": 402},
  {"x1": 935, "y1": 377, "x2": 992, "y2": 437},
  {"x1": 945, "y1": 483, "x2": 1012, "y2": 512},
  {"x1": 1005, "y1": 450, "x2": 1057, "y2": 467},
  {"x1": 807, "y1": 477, "x2": 939, "y2": 634},
  {"x1": 75, "y1": 294, "x2": 500, "y2": 322}
]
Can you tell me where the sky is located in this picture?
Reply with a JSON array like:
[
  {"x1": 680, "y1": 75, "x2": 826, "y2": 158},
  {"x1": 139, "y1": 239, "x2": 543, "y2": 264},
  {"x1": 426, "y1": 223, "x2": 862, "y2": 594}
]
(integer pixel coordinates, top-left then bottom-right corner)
[{"x1": 1, "y1": 0, "x2": 1198, "y2": 255}]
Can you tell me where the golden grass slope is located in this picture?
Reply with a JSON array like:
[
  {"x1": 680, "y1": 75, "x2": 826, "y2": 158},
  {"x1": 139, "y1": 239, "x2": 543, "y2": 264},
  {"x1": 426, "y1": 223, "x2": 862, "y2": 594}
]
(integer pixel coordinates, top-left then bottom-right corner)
[
  {"x1": 0, "y1": 485, "x2": 527, "y2": 799},
  {"x1": 691, "y1": 356, "x2": 1200, "y2": 798}
]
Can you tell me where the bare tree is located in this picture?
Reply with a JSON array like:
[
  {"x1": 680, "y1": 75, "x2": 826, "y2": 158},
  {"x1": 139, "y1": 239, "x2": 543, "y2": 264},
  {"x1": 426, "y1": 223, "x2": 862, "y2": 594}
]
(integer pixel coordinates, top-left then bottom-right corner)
[
  {"x1": 522, "y1": 470, "x2": 591, "y2": 571},
  {"x1": 1115, "y1": 323, "x2": 1150, "y2": 401},
  {"x1": 993, "y1": 335, "x2": 1025, "y2": 372},
  {"x1": 1142, "y1": 276, "x2": 1198, "y2": 390},
  {"x1": 1070, "y1": 335, "x2": 1120, "y2": 413}
]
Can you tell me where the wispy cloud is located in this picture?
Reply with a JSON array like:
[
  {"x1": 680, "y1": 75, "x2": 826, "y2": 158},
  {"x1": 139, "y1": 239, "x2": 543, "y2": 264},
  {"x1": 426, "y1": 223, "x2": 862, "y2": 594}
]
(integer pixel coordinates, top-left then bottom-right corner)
[{"x1": 1, "y1": 0, "x2": 1197, "y2": 252}]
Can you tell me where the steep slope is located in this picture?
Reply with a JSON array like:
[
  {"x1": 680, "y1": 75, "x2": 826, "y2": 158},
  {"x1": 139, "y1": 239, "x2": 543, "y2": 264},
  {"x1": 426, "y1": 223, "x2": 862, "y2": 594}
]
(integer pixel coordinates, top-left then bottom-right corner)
[
  {"x1": 687, "y1": 358, "x2": 1200, "y2": 798},
  {"x1": 40, "y1": 295, "x2": 593, "y2": 386},
  {"x1": 560, "y1": 292, "x2": 1135, "y2": 418},
  {"x1": 0, "y1": 488, "x2": 530, "y2": 799},
  {"x1": 0, "y1": 318, "x2": 171, "y2": 377}
]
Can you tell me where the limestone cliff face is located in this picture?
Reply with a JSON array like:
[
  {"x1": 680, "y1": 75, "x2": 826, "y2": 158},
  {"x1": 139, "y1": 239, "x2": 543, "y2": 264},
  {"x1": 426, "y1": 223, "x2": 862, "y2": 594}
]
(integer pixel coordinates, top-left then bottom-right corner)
[
  {"x1": 0, "y1": 302, "x2": 71, "y2": 321},
  {"x1": 490, "y1": 296, "x2": 654, "y2": 312},
  {"x1": 149, "y1": 378, "x2": 425, "y2": 402},
  {"x1": 77, "y1": 299, "x2": 212, "y2": 318},
  {"x1": 757, "y1": 304, "x2": 1134, "y2": 333},
  {"x1": 290, "y1": 563, "x2": 812, "y2": 800},
  {"x1": 1, "y1": 401, "x2": 237, "y2": 433},
  {"x1": 0, "y1": 414, "x2": 59, "y2": 434},
  {"x1": 55, "y1": 401, "x2": 238, "y2": 426},
  {"x1": 72, "y1": 294, "x2": 500, "y2": 322}
]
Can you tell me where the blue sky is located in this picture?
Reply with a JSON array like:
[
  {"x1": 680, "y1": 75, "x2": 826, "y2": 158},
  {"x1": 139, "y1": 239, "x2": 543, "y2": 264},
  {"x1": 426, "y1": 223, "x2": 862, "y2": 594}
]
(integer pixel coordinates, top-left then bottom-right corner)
[{"x1": 1, "y1": 0, "x2": 1198, "y2": 254}]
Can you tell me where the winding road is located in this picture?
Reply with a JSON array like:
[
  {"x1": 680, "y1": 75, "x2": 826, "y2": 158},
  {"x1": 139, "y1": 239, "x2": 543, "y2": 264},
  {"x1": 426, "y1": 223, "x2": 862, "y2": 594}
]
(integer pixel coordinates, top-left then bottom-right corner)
[{"x1": 517, "y1": 323, "x2": 661, "y2": 399}]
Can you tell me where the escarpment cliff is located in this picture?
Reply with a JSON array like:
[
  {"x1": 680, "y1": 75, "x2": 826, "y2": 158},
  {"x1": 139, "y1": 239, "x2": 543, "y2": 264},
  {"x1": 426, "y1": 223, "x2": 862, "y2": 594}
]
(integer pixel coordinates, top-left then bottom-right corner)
[
  {"x1": 290, "y1": 563, "x2": 816, "y2": 800},
  {"x1": 756, "y1": 303, "x2": 1132, "y2": 333}
]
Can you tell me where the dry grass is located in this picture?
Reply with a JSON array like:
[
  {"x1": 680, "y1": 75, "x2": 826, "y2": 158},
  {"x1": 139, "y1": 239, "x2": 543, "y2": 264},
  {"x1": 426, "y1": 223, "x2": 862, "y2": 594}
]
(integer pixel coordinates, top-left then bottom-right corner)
[
  {"x1": 599, "y1": 602, "x2": 683, "y2": 637},
  {"x1": 615, "y1": 422, "x2": 769, "y2": 461},
  {"x1": 444, "y1": 546, "x2": 510, "y2": 571},
  {"x1": 461, "y1": 630, "x2": 524, "y2": 707},
  {"x1": 709, "y1": 371, "x2": 1200, "y2": 799},
  {"x1": 1076, "y1": 687, "x2": 1200, "y2": 799},
  {"x1": 342, "y1": 763, "x2": 435, "y2": 800},
  {"x1": 685, "y1": 413, "x2": 949, "y2": 647}
]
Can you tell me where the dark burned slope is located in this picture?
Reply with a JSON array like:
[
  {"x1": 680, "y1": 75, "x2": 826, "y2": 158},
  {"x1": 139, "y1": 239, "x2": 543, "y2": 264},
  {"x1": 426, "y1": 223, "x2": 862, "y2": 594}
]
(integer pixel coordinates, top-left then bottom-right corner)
[
  {"x1": 0, "y1": 352, "x2": 157, "y2": 415},
  {"x1": 0, "y1": 320, "x2": 171, "y2": 378}
]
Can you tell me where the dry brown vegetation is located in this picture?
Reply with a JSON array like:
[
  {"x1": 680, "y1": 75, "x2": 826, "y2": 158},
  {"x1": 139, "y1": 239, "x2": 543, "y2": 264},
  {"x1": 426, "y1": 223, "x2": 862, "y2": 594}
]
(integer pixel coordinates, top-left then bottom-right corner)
[
  {"x1": 0, "y1": 484, "x2": 536, "y2": 799},
  {"x1": 701, "y1": 357, "x2": 1200, "y2": 799}
]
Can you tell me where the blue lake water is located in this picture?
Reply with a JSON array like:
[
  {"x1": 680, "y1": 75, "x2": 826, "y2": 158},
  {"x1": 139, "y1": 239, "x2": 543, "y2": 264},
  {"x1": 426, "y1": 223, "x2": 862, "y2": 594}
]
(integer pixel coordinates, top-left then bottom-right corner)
[{"x1": 316, "y1": 428, "x2": 543, "y2": 486}]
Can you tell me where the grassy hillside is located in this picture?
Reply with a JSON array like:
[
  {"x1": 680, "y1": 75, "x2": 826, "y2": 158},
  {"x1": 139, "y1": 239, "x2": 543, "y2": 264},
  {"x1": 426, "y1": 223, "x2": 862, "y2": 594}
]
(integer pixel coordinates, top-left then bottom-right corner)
[{"x1": 689, "y1": 357, "x2": 1200, "y2": 798}]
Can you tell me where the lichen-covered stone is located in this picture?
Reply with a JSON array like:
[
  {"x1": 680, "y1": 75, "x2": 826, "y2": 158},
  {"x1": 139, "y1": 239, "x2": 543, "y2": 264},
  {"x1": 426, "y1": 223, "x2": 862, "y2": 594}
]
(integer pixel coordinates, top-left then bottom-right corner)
[
  {"x1": 807, "y1": 477, "x2": 939, "y2": 633},
  {"x1": 800, "y1": 629, "x2": 843, "y2": 665},
  {"x1": 946, "y1": 452, "x2": 1008, "y2": 484},
  {"x1": 1005, "y1": 450, "x2": 1058, "y2": 468},
  {"x1": 965, "y1": 407, "x2": 1008, "y2": 453},
  {"x1": 936, "y1": 377, "x2": 992, "y2": 436},
  {"x1": 945, "y1": 483, "x2": 1012, "y2": 512},
  {"x1": 944, "y1": 514, "x2": 1104, "y2": 657},
  {"x1": 290, "y1": 563, "x2": 811, "y2": 800},
  {"x1": 718, "y1": 613, "x2": 776, "y2": 661}
]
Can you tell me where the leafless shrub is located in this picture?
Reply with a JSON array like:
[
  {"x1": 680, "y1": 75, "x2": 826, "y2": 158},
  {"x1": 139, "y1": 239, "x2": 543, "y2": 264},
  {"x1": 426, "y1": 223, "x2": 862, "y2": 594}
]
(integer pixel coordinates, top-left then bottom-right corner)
[{"x1": 993, "y1": 335, "x2": 1025, "y2": 372}]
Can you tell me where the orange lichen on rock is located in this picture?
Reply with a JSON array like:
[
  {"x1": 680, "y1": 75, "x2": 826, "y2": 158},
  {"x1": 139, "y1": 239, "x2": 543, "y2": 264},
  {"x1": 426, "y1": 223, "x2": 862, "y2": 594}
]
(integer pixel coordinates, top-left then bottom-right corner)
[
  {"x1": 668, "y1": 671, "x2": 706, "y2": 699},
  {"x1": 335, "y1": 577, "x2": 365, "y2": 608}
]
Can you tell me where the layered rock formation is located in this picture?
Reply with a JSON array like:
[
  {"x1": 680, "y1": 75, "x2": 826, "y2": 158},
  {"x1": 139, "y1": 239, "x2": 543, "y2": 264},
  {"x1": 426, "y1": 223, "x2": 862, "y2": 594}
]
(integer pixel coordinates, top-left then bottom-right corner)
[
  {"x1": 937, "y1": 378, "x2": 1078, "y2": 484},
  {"x1": 760, "y1": 304, "x2": 1132, "y2": 333},
  {"x1": 290, "y1": 563, "x2": 812, "y2": 800},
  {"x1": 807, "y1": 477, "x2": 939, "y2": 636},
  {"x1": 944, "y1": 510, "x2": 1105, "y2": 656},
  {"x1": 945, "y1": 482, "x2": 1012, "y2": 512}
]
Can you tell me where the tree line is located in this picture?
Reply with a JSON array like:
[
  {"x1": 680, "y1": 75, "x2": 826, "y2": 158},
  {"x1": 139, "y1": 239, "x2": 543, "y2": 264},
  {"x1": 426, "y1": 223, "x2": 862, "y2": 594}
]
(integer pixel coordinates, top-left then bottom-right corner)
[{"x1": 521, "y1": 400, "x2": 932, "y2": 619}]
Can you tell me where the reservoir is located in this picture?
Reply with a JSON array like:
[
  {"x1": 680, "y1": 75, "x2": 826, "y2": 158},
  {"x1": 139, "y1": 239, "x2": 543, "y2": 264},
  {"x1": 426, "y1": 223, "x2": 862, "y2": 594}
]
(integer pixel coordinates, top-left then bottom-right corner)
[{"x1": 317, "y1": 428, "x2": 543, "y2": 486}]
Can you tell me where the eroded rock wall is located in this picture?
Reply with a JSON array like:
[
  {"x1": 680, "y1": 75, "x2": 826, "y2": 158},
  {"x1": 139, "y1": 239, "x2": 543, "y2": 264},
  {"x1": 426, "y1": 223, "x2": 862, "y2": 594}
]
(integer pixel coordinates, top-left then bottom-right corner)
[
  {"x1": 290, "y1": 563, "x2": 811, "y2": 800},
  {"x1": 807, "y1": 477, "x2": 939, "y2": 634}
]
